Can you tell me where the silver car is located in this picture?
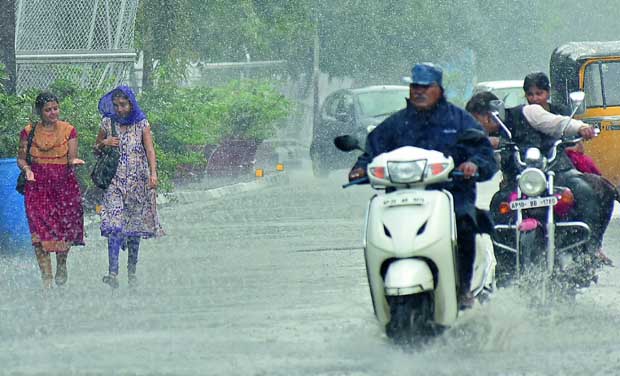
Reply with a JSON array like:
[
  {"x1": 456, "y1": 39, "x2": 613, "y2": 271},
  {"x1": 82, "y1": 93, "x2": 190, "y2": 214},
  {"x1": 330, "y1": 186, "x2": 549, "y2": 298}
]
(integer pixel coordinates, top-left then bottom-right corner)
[{"x1": 310, "y1": 85, "x2": 409, "y2": 177}]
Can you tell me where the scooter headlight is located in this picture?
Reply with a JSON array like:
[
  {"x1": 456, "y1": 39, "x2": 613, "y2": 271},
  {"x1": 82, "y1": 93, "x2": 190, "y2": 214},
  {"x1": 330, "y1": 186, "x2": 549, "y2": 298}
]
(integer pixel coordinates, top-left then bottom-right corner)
[
  {"x1": 387, "y1": 160, "x2": 426, "y2": 183},
  {"x1": 518, "y1": 168, "x2": 547, "y2": 196}
]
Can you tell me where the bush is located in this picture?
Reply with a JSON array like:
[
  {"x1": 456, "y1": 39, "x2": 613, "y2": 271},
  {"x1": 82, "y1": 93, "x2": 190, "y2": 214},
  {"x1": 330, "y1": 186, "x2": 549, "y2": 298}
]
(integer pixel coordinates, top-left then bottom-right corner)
[
  {"x1": 0, "y1": 63, "x2": 36, "y2": 159},
  {"x1": 0, "y1": 77, "x2": 291, "y2": 194},
  {"x1": 140, "y1": 80, "x2": 290, "y2": 188},
  {"x1": 0, "y1": 91, "x2": 34, "y2": 159},
  {"x1": 212, "y1": 80, "x2": 291, "y2": 140}
]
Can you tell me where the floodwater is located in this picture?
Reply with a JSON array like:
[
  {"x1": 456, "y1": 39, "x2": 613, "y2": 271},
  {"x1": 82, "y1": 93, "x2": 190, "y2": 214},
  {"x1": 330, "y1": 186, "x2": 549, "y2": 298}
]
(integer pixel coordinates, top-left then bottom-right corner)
[{"x1": 2, "y1": 169, "x2": 620, "y2": 375}]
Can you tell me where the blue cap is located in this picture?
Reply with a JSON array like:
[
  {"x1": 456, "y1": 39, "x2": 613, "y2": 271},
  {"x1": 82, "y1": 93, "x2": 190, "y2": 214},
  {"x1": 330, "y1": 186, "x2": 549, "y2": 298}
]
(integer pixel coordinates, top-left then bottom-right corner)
[{"x1": 404, "y1": 63, "x2": 443, "y2": 86}]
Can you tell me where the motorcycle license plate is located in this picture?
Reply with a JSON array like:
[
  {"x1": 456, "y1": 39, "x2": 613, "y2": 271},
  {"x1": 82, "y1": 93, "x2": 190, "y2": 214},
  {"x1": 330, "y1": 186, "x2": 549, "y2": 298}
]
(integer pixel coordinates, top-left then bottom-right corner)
[
  {"x1": 510, "y1": 196, "x2": 558, "y2": 210},
  {"x1": 382, "y1": 193, "x2": 425, "y2": 207}
]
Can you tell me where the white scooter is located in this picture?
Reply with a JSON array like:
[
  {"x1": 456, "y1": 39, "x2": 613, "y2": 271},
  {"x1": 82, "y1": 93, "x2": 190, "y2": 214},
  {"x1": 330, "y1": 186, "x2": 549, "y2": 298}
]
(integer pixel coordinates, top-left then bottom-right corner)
[{"x1": 335, "y1": 135, "x2": 496, "y2": 343}]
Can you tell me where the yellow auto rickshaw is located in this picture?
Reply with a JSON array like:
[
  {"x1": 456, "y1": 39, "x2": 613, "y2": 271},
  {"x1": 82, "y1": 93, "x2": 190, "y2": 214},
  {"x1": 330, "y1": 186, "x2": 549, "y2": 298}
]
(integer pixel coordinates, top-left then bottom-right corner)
[{"x1": 550, "y1": 41, "x2": 620, "y2": 186}]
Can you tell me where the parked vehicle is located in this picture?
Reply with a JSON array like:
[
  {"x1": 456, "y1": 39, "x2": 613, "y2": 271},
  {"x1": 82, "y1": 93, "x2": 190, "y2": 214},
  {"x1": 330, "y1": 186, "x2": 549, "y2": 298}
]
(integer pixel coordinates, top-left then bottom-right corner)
[
  {"x1": 550, "y1": 41, "x2": 620, "y2": 185},
  {"x1": 489, "y1": 92, "x2": 599, "y2": 301},
  {"x1": 473, "y1": 80, "x2": 526, "y2": 108},
  {"x1": 310, "y1": 85, "x2": 409, "y2": 177},
  {"x1": 334, "y1": 134, "x2": 496, "y2": 344}
]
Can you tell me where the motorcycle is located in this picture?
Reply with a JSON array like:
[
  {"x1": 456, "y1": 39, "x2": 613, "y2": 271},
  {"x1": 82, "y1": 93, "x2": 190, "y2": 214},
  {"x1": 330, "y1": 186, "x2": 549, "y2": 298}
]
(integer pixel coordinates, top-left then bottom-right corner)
[
  {"x1": 334, "y1": 135, "x2": 497, "y2": 344},
  {"x1": 489, "y1": 92, "x2": 600, "y2": 301}
]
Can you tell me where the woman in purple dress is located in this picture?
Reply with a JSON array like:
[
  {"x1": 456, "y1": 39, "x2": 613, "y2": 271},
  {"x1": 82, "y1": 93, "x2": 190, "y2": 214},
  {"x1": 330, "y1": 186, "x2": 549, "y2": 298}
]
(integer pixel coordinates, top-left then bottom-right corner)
[{"x1": 94, "y1": 86, "x2": 163, "y2": 288}]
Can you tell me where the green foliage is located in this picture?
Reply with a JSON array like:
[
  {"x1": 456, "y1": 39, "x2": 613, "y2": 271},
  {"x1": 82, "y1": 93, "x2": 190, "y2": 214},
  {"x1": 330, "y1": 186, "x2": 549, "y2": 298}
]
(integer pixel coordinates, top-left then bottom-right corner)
[
  {"x1": 136, "y1": 0, "x2": 315, "y2": 88},
  {"x1": 0, "y1": 91, "x2": 33, "y2": 159},
  {"x1": 140, "y1": 84, "x2": 219, "y2": 190},
  {"x1": 0, "y1": 63, "x2": 35, "y2": 158},
  {"x1": 211, "y1": 80, "x2": 291, "y2": 140},
  {"x1": 0, "y1": 75, "x2": 290, "y2": 193},
  {"x1": 134, "y1": 1, "x2": 620, "y2": 97},
  {"x1": 141, "y1": 80, "x2": 290, "y2": 188},
  {"x1": 136, "y1": 0, "x2": 196, "y2": 61}
]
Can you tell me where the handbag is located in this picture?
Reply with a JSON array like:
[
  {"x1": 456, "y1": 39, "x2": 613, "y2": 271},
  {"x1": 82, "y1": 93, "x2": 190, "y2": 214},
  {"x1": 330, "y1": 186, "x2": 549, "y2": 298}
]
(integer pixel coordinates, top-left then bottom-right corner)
[
  {"x1": 16, "y1": 123, "x2": 36, "y2": 195},
  {"x1": 90, "y1": 122, "x2": 120, "y2": 189}
]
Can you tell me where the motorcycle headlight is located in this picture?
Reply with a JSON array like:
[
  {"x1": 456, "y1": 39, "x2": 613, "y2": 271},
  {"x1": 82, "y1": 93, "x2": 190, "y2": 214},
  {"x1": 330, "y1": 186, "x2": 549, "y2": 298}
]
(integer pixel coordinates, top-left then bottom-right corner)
[
  {"x1": 387, "y1": 160, "x2": 426, "y2": 183},
  {"x1": 518, "y1": 168, "x2": 547, "y2": 196}
]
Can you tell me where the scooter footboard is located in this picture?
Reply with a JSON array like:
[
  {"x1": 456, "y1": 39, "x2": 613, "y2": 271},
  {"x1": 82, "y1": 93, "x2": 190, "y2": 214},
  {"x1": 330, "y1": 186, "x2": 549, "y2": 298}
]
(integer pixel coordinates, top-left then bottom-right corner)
[{"x1": 384, "y1": 259, "x2": 434, "y2": 296}]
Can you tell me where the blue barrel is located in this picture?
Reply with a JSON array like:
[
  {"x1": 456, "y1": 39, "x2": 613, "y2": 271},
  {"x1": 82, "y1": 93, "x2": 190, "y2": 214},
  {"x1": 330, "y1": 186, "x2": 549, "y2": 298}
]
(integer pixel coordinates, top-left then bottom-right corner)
[{"x1": 0, "y1": 158, "x2": 31, "y2": 254}]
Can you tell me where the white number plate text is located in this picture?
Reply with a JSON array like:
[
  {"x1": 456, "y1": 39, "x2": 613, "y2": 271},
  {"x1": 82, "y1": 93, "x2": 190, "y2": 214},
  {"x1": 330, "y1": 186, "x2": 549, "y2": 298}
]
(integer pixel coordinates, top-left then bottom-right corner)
[
  {"x1": 382, "y1": 194, "x2": 425, "y2": 207},
  {"x1": 510, "y1": 196, "x2": 558, "y2": 210}
]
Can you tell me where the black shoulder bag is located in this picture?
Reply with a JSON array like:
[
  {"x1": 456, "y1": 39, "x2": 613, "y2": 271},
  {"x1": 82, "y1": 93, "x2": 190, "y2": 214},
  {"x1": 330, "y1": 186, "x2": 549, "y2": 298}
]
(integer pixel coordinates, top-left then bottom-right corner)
[
  {"x1": 91, "y1": 122, "x2": 120, "y2": 189},
  {"x1": 16, "y1": 123, "x2": 36, "y2": 195}
]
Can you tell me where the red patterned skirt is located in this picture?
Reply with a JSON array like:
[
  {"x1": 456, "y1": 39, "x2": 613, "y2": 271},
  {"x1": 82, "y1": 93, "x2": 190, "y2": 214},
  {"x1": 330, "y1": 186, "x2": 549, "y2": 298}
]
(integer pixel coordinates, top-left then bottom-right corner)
[{"x1": 24, "y1": 163, "x2": 84, "y2": 252}]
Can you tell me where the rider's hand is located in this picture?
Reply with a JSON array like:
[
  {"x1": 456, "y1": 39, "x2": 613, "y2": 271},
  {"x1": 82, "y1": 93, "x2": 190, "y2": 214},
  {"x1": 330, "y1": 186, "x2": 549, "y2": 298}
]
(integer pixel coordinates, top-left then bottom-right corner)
[
  {"x1": 457, "y1": 161, "x2": 478, "y2": 179},
  {"x1": 578, "y1": 125, "x2": 596, "y2": 140},
  {"x1": 348, "y1": 167, "x2": 366, "y2": 182}
]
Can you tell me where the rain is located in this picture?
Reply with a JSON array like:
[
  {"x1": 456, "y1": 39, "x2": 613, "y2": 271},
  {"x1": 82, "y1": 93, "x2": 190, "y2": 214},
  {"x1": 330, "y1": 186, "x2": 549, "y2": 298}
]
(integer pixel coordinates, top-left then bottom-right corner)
[{"x1": 2, "y1": 1, "x2": 620, "y2": 375}]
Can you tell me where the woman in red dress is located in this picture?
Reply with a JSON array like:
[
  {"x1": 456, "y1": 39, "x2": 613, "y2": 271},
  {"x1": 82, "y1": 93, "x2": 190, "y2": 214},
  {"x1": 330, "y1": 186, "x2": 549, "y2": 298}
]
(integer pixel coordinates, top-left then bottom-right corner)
[{"x1": 17, "y1": 92, "x2": 85, "y2": 288}]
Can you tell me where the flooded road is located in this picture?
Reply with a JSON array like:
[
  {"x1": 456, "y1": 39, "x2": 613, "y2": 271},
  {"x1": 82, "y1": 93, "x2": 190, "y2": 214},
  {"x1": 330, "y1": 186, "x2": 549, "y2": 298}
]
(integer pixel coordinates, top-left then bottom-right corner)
[{"x1": 2, "y1": 170, "x2": 620, "y2": 375}]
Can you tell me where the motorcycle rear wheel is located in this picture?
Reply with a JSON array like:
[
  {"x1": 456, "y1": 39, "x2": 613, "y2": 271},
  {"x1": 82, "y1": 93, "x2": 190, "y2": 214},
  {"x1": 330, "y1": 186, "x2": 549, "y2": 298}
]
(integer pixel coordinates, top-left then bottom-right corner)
[{"x1": 385, "y1": 293, "x2": 434, "y2": 345}]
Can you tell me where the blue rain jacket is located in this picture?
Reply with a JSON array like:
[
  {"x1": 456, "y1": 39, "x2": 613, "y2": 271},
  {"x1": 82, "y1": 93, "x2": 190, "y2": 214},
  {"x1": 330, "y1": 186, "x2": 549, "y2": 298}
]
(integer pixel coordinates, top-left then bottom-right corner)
[{"x1": 353, "y1": 98, "x2": 498, "y2": 218}]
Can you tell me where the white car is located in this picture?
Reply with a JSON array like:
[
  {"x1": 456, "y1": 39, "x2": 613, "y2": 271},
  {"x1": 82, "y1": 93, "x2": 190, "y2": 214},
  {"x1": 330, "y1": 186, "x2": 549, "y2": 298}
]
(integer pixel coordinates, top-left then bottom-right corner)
[{"x1": 473, "y1": 80, "x2": 525, "y2": 108}]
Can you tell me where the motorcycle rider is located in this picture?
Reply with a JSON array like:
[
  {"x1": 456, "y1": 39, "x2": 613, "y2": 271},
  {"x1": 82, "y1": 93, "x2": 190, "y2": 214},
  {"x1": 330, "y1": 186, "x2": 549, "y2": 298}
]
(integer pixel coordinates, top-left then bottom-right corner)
[
  {"x1": 485, "y1": 72, "x2": 613, "y2": 267},
  {"x1": 522, "y1": 72, "x2": 570, "y2": 115},
  {"x1": 348, "y1": 63, "x2": 498, "y2": 309},
  {"x1": 465, "y1": 91, "x2": 501, "y2": 149}
]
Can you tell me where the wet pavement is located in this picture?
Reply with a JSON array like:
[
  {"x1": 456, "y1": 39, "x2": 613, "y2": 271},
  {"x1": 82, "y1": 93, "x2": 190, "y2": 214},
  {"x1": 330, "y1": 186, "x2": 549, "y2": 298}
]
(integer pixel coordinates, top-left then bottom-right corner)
[{"x1": 2, "y1": 169, "x2": 620, "y2": 375}]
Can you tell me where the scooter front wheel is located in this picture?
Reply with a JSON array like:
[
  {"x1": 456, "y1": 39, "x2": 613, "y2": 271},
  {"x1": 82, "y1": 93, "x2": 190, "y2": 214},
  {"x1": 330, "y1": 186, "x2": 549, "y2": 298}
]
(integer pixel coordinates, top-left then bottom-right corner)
[{"x1": 385, "y1": 293, "x2": 434, "y2": 345}]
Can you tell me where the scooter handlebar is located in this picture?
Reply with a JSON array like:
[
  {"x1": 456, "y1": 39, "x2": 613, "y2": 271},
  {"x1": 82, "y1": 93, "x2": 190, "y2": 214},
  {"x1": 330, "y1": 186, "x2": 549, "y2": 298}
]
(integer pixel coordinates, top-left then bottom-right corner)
[
  {"x1": 343, "y1": 172, "x2": 477, "y2": 188},
  {"x1": 342, "y1": 177, "x2": 370, "y2": 188}
]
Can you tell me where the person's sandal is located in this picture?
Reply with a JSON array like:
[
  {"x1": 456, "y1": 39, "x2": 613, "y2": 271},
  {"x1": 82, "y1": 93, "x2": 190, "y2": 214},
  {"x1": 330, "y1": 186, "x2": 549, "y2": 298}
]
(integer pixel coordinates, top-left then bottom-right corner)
[{"x1": 102, "y1": 274, "x2": 119, "y2": 288}]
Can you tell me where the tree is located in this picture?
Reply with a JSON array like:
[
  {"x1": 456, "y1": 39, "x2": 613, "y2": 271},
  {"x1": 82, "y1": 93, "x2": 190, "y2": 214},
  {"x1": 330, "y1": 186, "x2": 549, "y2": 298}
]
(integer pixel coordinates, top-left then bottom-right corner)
[
  {"x1": 135, "y1": 0, "x2": 196, "y2": 89},
  {"x1": 134, "y1": 0, "x2": 314, "y2": 89},
  {"x1": 133, "y1": 1, "x2": 620, "y2": 93},
  {"x1": 0, "y1": 0, "x2": 16, "y2": 93}
]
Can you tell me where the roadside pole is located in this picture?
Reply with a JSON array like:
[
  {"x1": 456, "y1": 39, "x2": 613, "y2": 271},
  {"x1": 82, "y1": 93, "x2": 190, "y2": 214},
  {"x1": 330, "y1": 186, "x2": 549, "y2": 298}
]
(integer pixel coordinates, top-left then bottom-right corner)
[{"x1": 313, "y1": 8, "x2": 320, "y2": 132}]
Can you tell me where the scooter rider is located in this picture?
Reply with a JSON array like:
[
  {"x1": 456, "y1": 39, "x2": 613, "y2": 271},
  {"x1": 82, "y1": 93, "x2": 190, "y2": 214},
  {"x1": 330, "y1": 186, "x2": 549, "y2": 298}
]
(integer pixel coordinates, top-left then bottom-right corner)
[
  {"x1": 487, "y1": 72, "x2": 611, "y2": 262},
  {"x1": 348, "y1": 63, "x2": 498, "y2": 308}
]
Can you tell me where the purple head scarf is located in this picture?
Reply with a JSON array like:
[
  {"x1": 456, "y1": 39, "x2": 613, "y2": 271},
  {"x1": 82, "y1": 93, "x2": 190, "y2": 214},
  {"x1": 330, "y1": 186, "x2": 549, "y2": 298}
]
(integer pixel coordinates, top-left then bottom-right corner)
[{"x1": 98, "y1": 85, "x2": 147, "y2": 125}]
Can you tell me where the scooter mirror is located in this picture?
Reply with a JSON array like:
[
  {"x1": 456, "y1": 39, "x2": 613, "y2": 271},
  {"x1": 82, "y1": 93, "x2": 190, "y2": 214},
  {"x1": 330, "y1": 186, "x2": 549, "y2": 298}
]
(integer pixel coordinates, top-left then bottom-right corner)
[
  {"x1": 334, "y1": 135, "x2": 362, "y2": 152},
  {"x1": 489, "y1": 99, "x2": 505, "y2": 121},
  {"x1": 569, "y1": 91, "x2": 586, "y2": 117},
  {"x1": 488, "y1": 99, "x2": 512, "y2": 139},
  {"x1": 569, "y1": 91, "x2": 585, "y2": 106}
]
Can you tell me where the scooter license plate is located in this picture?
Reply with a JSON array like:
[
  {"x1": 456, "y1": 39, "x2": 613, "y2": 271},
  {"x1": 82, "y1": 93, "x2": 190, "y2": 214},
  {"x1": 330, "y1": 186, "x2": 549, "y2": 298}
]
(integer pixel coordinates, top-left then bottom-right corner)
[
  {"x1": 382, "y1": 193, "x2": 425, "y2": 207},
  {"x1": 510, "y1": 196, "x2": 557, "y2": 210}
]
